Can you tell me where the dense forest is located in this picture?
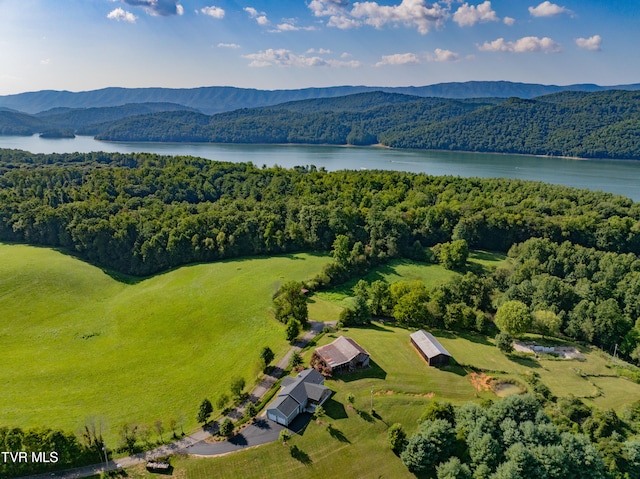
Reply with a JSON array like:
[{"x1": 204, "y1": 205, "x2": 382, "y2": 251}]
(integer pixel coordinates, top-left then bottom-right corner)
[
  {"x1": 93, "y1": 90, "x2": 640, "y2": 159},
  {"x1": 1, "y1": 149, "x2": 639, "y2": 277},
  {"x1": 393, "y1": 393, "x2": 640, "y2": 479},
  {"x1": 3, "y1": 147, "x2": 640, "y2": 358}
]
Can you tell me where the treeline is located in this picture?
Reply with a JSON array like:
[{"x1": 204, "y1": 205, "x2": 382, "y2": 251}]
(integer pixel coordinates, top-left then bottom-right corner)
[
  {"x1": 1, "y1": 149, "x2": 639, "y2": 276},
  {"x1": 393, "y1": 394, "x2": 640, "y2": 478}
]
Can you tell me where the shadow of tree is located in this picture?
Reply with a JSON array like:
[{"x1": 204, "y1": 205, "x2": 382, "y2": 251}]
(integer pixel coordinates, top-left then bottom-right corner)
[
  {"x1": 357, "y1": 410, "x2": 375, "y2": 423},
  {"x1": 507, "y1": 354, "x2": 542, "y2": 368},
  {"x1": 326, "y1": 424, "x2": 350, "y2": 443},
  {"x1": 325, "y1": 398, "x2": 348, "y2": 420},
  {"x1": 290, "y1": 445, "x2": 313, "y2": 465}
]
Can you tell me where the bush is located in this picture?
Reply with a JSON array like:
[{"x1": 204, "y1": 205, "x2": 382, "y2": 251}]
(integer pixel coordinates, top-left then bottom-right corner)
[
  {"x1": 495, "y1": 331, "x2": 514, "y2": 353},
  {"x1": 219, "y1": 418, "x2": 234, "y2": 437}
]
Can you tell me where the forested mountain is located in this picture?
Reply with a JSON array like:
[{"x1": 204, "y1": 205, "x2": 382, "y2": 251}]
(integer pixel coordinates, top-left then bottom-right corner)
[
  {"x1": 384, "y1": 90, "x2": 640, "y2": 159},
  {"x1": 1, "y1": 81, "x2": 639, "y2": 115},
  {"x1": 0, "y1": 103, "x2": 197, "y2": 136},
  {"x1": 3, "y1": 89, "x2": 640, "y2": 159},
  {"x1": 94, "y1": 93, "x2": 495, "y2": 145},
  {"x1": 92, "y1": 90, "x2": 640, "y2": 159}
]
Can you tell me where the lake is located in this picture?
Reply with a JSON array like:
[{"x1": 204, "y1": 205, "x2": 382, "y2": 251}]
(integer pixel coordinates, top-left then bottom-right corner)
[{"x1": 1, "y1": 135, "x2": 639, "y2": 201}]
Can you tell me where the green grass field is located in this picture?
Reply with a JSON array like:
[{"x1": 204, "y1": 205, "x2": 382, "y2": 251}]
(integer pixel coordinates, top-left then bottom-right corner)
[{"x1": 0, "y1": 244, "x2": 330, "y2": 444}]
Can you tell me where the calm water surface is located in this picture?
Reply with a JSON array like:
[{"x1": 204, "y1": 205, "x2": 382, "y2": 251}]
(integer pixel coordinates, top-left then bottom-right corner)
[{"x1": 1, "y1": 135, "x2": 639, "y2": 201}]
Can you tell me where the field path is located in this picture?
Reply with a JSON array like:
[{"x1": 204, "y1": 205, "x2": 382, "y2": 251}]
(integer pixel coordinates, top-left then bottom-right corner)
[{"x1": 20, "y1": 320, "x2": 333, "y2": 479}]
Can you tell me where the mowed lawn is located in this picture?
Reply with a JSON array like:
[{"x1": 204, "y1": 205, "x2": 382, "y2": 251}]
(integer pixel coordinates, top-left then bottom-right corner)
[{"x1": 0, "y1": 244, "x2": 330, "y2": 443}]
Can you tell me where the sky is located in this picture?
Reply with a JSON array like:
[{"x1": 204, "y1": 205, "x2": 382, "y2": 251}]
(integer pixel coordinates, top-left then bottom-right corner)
[{"x1": 0, "y1": 0, "x2": 639, "y2": 95}]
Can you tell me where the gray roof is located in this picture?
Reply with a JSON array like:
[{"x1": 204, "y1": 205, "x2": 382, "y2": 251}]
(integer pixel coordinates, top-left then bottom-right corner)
[
  {"x1": 270, "y1": 394, "x2": 300, "y2": 418},
  {"x1": 304, "y1": 383, "x2": 329, "y2": 402},
  {"x1": 314, "y1": 336, "x2": 370, "y2": 368},
  {"x1": 410, "y1": 330, "x2": 451, "y2": 359},
  {"x1": 268, "y1": 368, "x2": 330, "y2": 418}
]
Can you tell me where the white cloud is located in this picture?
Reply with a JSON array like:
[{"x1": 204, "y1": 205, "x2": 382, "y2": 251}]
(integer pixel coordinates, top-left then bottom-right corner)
[
  {"x1": 528, "y1": 1, "x2": 571, "y2": 17},
  {"x1": 453, "y1": 1, "x2": 498, "y2": 27},
  {"x1": 308, "y1": 0, "x2": 350, "y2": 17},
  {"x1": 576, "y1": 35, "x2": 602, "y2": 51},
  {"x1": 350, "y1": 0, "x2": 450, "y2": 34},
  {"x1": 307, "y1": 48, "x2": 332, "y2": 54},
  {"x1": 200, "y1": 6, "x2": 225, "y2": 19},
  {"x1": 40, "y1": 58, "x2": 51, "y2": 66},
  {"x1": 107, "y1": 7, "x2": 137, "y2": 23},
  {"x1": 428, "y1": 48, "x2": 459, "y2": 62},
  {"x1": 503, "y1": 16, "x2": 515, "y2": 26},
  {"x1": 478, "y1": 36, "x2": 562, "y2": 53},
  {"x1": 327, "y1": 15, "x2": 361, "y2": 29},
  {"x1": 122, "y1": 0, "x2": 182, "y2": 17},
  {"x1": 244, "y1": 7, "x2": 270, "y2": 25},
  {"x1": 218, "y1": 42, "x2": 240, "y2": 49},
  {"x1": 272, "y1": 22, "x2": 316, "y2": 32},
  {"x1": 375, "y1": 52, "x2": 421, "y2": 66},
  {"x1": 243, "y1": 48, "x2": 361, "y2": 68}
]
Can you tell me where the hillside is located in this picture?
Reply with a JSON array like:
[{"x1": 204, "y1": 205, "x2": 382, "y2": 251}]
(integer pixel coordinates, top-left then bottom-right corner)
[
  {"x1": 1, "y1": 81, "x2": 639, "y2": 115},
  {"x1": 92, "y1": 90, "x2": 640, "y2": 159},
  {"x1": 0, "y1": 243, "x2": 329, "y2": 442}
]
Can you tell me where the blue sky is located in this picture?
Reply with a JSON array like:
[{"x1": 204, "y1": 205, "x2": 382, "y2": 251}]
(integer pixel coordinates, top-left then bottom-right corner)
[{"x1": 0, "y1": 0, "x2": 638, "y2": 94}]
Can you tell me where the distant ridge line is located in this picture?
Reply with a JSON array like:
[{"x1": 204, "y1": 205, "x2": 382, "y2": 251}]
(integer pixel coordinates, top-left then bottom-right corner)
[{"x1": 1, "y1": 81, "x2": 639, "y2": 115}]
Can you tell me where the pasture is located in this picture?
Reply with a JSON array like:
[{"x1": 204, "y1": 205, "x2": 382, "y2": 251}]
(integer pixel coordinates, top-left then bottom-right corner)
[{"x1": 0, "y1": 243, "x2": 330, "y2": 443}]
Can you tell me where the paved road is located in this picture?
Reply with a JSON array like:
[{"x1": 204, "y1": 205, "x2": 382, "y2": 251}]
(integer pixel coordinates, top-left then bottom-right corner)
[{"x1": 19, "y1": 320, "x2": 333, "y2": 479}]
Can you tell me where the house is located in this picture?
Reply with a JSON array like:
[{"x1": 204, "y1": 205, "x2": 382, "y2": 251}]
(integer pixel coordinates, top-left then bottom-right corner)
[
  {"x1": 410, "y1": 330, "x2": 452, "y2": 367},
  {"x1": 311, "y1": 336, "x2": 370, "y2": 375},
  {"x1": 266, "y1": 368, "x2": 332, "y2": 426}
]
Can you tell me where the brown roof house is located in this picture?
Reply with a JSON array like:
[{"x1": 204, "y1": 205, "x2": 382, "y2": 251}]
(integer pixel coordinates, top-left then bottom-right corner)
[
  {"x1": 410, "y1": 330, "x2": 452, "y2": 367},
  {"x1": 311, "y1": 336, "x2": 370, "y2": 376},
  {"x1": 266, "y1": 369, "x2": 331, "y2": 426}
]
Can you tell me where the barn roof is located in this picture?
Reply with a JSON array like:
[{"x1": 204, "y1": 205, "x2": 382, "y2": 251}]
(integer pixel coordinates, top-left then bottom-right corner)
[
  {"x1": 410, "y1": 330, "x2": 451, "y2": 359},
  {"x1": 315, "y1": 336, "x2": 370, "y2": 368}
]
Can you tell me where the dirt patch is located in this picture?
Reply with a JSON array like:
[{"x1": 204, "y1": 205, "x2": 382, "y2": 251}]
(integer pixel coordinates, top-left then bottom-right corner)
[
  {"x1": 469, "y1": 372, "x2": 493, "y2": 392},
  {"x1": 374, "y1": 390, "x2": 394, "y2": 396},
  {"x1": 412, "y1": 392, "x2": 435, "y2": 398}
]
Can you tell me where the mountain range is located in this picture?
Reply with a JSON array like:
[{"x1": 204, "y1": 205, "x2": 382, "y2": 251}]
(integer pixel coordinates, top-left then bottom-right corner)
[{"x1": 1, "y1": 81, "x2": 640, "y2": 115}]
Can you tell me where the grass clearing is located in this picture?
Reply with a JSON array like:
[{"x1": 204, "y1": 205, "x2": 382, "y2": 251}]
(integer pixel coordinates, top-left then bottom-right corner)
[
  {"x1": 315, "y1": 251, "x2": 506, "y2": 304},
  {"x1": 586, "y1": 376, "x2": 640, "y2": 412},
  {"x1": 0, "y1": 244, "x2": 330, "y2": 444}
]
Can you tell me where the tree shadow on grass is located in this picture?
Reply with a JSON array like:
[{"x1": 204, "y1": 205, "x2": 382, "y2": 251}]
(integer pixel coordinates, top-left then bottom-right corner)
[
  {"x1": 357, "y1": 410, "x2": 375, "y2": 423},
  {"x1": 339, "y1": 359, "x2": 387, "y2": 382},
  {"x1": 290, "y1": 445, "x2": 312, "y2": 465},
  {"x1": 325, "y1": 398, "x2": 348, "y2": 420},
  {"x1": 507, "y1": 354, "x2": 541, "y2": 369},
  {"x1": 326, "y1": 424, "x2": 350, "y2": 443}
]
